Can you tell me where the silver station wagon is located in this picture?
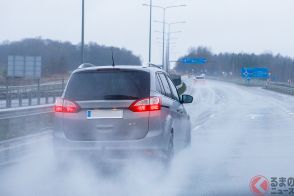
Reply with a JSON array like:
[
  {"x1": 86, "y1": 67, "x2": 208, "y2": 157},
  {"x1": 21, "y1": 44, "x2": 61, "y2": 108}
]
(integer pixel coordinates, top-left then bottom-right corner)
[{"x1": 53, "y1": 64, "x2": 193, "y2": 163}]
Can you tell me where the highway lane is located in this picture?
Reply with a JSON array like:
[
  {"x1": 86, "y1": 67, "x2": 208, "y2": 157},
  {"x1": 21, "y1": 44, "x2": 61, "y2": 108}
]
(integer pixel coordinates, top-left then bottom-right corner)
[
  {"x1": 172, "y1": 79, "x2": 294, "y2": 195},
  {"x1": 0, "y1": 79, "x2": 294, "y2": 195}
]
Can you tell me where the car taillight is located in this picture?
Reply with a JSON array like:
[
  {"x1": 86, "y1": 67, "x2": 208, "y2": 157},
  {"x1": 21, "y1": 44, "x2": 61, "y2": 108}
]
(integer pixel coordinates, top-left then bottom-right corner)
[
  {"x1": 129, "y1": 96, "x2": 161, "y2": 112},
  {"x1": 54, "y1": 98, "x2": 80, "y2": 113}
]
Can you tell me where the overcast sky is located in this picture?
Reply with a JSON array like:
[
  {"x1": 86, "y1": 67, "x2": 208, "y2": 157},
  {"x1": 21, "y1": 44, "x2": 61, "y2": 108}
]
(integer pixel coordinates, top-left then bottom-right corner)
[{"x1": 1, "y1": 0, "x2": 294, "y2": 65}]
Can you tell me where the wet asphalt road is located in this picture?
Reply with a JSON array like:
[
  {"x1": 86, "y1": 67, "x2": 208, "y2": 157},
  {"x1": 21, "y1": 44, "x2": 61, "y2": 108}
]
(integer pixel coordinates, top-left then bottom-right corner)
[{"x1": 1, "y1": 79, "x2": 294, "y2": 196}]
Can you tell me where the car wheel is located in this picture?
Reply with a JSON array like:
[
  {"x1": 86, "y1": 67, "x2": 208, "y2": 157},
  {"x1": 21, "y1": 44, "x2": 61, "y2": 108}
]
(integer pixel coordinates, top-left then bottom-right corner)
[
  {"x1": 186, "y1": 129, "x2": 191, "y2": 147},
  {"x1": 166, "y1": 131, "x2": 174, "y2": 162}
]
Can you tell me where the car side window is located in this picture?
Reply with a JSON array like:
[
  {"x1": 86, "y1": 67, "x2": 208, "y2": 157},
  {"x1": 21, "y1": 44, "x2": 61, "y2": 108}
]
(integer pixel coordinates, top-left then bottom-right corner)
[
  {"x1": 156, "y1": 74, "x2": 165, "y2": 95},
  {"x1": 166, "y1": 75, "x2": 180, "y2": 102},
  {"x1": 158, "y1": 73, "x2": 173, "y2": 98}
]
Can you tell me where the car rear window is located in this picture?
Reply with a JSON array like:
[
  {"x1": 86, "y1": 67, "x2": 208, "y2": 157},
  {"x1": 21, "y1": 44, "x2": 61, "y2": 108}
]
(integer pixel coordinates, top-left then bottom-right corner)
[{"x1": 64, "y1": 69, "x2": 150, "y2": 101}]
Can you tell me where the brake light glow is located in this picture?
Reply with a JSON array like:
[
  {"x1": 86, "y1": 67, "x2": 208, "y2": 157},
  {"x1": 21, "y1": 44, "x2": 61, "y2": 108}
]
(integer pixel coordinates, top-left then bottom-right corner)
[
  {"x1": 54, "y1": 98, "x2": 80, "y2": 113},
  {"x1": 129, "y1": 97, "x2": 161, "y2": 112}
]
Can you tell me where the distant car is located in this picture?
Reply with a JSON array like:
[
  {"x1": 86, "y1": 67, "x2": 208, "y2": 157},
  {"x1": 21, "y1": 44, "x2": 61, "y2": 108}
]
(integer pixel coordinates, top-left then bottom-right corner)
[
  {"x1": 53, "y1": 64, "x2": 193, "y2": 164},
  {"x1": 194, "y1": 74, "x2": 206, "y2": 84}
]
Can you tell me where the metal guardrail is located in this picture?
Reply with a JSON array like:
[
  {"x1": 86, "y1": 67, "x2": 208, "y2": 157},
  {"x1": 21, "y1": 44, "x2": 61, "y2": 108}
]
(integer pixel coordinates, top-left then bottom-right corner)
[
  {"x1": 207, "y1": 76, "x2": 266, "y2": 86},
  {"x1": 0, "y1": 80, "x2": 65, "y2": 108},
  {"x1": 264, "y1": 84, "x2": 294, "y2": 95},
  {"x1": 208, "y1": 76, "x2": 294, "y2": 96}
]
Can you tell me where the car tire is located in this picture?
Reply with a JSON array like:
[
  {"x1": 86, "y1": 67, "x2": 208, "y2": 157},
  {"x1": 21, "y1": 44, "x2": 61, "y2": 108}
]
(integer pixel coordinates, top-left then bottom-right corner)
[
  {"x1": 186, "y1": 129, "x2": 191, "y2": 148},
  {"x1": 166, "y1": 131, "x2": 174, "y2": 163}
]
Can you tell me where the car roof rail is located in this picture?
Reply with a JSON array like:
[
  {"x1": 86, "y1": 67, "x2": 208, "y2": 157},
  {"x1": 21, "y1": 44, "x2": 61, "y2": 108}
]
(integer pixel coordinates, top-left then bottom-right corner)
[
  {"x1": 78, "y1": 63, "x2": 96, "y2": 69},
  {"x1": 149, "y1": 63, "x2": 162, "y2": 69}
]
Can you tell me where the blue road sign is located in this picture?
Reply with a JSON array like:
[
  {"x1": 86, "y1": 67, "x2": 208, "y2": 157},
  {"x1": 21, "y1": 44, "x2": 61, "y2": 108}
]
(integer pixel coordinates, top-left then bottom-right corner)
[
  {"x1": 180, "y1": 57, "x2": 207, "y2": 64},
  {"x1": 241, "y1": 67, "x2": 269, "y2": 79}
]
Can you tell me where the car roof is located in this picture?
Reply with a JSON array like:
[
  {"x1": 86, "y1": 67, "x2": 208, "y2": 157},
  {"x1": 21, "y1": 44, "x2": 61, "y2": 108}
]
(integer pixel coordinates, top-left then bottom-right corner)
[{"x1": 73, "y1": 64, "x2": 166, "y2": 74}]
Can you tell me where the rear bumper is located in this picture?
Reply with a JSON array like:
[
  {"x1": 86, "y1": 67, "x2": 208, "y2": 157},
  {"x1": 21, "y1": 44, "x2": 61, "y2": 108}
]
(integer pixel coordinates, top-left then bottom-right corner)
[{"x1": 53, "y1": 130, "x2": 170, "y2": 161}]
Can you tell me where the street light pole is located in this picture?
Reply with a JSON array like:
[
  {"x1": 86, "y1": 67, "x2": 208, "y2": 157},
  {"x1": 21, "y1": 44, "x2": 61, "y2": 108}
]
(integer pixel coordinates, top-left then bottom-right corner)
[
  {"x1": 148, "y1": 0, "x2": 152, "y2": 66},
  {"x1": 166, "y1": 22, "x2": 185, "y2": 72},
  {"x1": 162, "y1": 8, "x2": 166, "y2": 70},
  {"x1": 143, "y1": 4, "x2": 186, "y2": 70},
  {"x1": 166, "y1": 32, "x2": 181, "y2": 72},
  {"x1": 81, "y1": 0, "x2": 85, "y2": 64},
  {"x1": 166, "y1": 24, "x2": 170, "y2": 72}
]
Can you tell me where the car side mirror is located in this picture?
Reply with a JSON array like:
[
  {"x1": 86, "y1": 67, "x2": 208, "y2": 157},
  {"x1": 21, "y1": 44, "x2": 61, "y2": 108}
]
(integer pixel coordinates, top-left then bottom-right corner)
[{"x1": 180, "y1": 94, "x2": 193, "y2": 104}]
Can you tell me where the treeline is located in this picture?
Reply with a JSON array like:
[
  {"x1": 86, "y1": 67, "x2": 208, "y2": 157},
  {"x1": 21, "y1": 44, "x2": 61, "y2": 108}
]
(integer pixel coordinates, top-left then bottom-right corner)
[
  {"x1": 0, "y1": 38, "x2": 141, "y2": 76},
  {"x1": 175, "y1": 47, "x2": 294, "y2": 82}
]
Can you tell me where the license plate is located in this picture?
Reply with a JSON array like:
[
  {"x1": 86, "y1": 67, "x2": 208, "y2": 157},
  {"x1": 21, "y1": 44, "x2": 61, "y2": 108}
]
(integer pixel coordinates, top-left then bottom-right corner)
[{"x1": 87, "y1": 109, "x2": 123, "y2": 119}]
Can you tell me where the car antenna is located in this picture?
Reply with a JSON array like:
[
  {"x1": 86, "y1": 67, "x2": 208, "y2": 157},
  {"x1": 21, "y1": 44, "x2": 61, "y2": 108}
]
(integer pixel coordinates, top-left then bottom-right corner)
[{"x1": 111, "y1": 47, "x2": 115, "y2": 67}]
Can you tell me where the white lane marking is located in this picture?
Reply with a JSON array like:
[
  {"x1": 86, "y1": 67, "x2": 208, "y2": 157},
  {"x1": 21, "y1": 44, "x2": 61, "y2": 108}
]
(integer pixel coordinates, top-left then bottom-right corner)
[
  {"x1": 193, "y1": 125, "x2": 202, "y2": 131},
  {"x1": 249, "y1": 114, "x2": 256, "y2": 120},
  {"x1": 209, "y1": 114, "x2": 215, "y2": 118},
  {"x1": 249, "y1": 114, "x2": 264, "y2": 120}
]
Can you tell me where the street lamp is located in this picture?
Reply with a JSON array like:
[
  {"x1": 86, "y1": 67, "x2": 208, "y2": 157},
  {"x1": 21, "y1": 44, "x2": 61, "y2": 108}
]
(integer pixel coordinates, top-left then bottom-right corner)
[
  {"x1": 166, "y1": 21, "x2": 186, "y2": 72},
  {"x1": 81, "y1": 0, "x2": 85, "y2": 64},
  {"x1": 143, "y1": 4, "x2": 186, "y2": 70},
  {"x1": 143, "y1": 1, "x2": 153, "y2": 66},
  {"x1": 148, "y1": 0, "x2": 152, "y2": 66}
]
